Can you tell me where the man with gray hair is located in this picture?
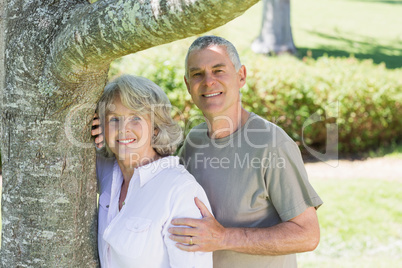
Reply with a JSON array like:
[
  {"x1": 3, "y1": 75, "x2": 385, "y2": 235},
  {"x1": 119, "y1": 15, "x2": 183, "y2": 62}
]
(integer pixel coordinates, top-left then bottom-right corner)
[
  {"x1": 168, "y1": 35, "x2": 323, "y2": 267},
  {"x1": 93, "y1": 35, "x2": 322, "y2": 267}
]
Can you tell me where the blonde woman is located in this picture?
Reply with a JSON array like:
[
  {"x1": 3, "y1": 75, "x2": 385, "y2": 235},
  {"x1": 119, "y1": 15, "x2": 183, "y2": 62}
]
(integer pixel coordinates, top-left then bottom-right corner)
[{"x1": 95, "y1": 75, "x2": 212, "y2": 267}]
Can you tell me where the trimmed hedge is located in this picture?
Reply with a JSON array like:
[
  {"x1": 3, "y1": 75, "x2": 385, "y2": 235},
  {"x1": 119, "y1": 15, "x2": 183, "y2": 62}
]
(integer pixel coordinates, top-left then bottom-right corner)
[
  {"x1": 5, "y1": 53, "x2": 398, "y2": 167},
  {"x1": 109, "y1": 51, "x2": 402, "y2": 157},
  {"x1": 109, "y1": 51, "x2": 402, "y2": 156},
  {"x1": 242, "y1": 54, "x2": 402, "y2": 154}
]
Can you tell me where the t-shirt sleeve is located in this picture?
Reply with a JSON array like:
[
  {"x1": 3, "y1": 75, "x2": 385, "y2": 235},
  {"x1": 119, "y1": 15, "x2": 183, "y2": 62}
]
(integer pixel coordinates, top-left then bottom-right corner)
[
  {"x1": 267, "y1": 140, "x2": 323, "y2": 222},
  {"x1": 162, "y1": 178, "x2": 213, "y2": 268}
]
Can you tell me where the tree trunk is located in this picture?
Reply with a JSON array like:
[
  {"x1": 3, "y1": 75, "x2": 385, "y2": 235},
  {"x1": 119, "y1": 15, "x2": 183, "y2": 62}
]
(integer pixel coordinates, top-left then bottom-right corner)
[
  {"x1": 0, "y1": 0, "x2": 258, "y2": 266},
  {"x1": 252, "y1": 0, "x2": 297, "y2": 55}
]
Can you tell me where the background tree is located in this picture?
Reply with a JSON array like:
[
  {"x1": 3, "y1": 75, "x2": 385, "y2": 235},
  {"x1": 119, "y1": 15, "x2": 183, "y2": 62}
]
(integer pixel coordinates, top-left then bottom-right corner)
[
  {"x1": 252, "y1": 0, "x2": 297, "y2": 55},
  {"x1": 0, "y1": 0, "x2": 258, "y2": 266}
]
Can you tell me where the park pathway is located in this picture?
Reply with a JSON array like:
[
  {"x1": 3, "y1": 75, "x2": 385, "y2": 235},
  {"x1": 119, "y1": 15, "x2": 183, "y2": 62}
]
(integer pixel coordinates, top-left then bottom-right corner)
[
  {"x1": 0, "y1": 157, "x2": 401, "y2": 187},
  {"x1": 305, "y1": 157, "x2": 402, "y2": 181}
]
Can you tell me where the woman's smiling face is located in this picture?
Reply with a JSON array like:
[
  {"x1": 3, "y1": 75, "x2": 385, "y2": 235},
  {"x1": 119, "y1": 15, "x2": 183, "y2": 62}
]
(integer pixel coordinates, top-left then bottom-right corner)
[{"x1": 104, "y1": 95, "x2": 157, "y2": 165}]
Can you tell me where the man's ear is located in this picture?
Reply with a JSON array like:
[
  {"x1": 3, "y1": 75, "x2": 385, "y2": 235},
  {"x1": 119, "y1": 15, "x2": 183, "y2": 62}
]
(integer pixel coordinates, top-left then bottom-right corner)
[
  {"x1": 184, "y1": 75, "x2": 190, "y2": 93},
  {"x1": 238, "y1": 65, "x2": 247, "y2": 87}
]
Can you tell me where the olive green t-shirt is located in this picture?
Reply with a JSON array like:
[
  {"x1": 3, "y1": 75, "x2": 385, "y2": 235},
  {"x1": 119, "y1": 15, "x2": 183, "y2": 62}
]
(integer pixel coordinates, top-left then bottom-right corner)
[{"x1": 179, "y1": 113, "x2": 323, "y2": 268}]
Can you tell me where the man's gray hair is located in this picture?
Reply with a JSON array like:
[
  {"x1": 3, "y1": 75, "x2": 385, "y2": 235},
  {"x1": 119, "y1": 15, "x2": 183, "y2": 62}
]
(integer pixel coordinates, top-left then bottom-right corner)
[{"x1": 184, "y1": 35, "x2": 242, "y2": 79}]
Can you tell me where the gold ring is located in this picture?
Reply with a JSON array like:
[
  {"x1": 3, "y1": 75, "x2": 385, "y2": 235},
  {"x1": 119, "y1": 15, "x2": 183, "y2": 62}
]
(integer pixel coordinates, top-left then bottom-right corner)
[{"x1": 190, "y1": 237, "x2": 193, "y2": 245}]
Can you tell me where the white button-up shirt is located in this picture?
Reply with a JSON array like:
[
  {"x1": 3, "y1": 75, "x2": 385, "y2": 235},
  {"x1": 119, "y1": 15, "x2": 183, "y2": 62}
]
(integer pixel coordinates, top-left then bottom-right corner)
[{"x1": 97, "y1": 155, "x2": 213, "y2": 268}]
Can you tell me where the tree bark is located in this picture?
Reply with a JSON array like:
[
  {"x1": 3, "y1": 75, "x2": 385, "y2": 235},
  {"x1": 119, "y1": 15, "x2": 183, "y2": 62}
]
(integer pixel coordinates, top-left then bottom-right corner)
[
  {"x1": 252, "y1": 0, "x2": 297, "y2": 55},
  {"x1": 0, "y1": 0, "x2": 258, "y2": 266}
]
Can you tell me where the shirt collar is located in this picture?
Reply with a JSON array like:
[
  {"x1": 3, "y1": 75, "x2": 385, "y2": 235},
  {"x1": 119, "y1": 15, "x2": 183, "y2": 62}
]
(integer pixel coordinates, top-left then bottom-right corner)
[{"x1": 136, "y1": 156, "x2": 180, "y2": 187}]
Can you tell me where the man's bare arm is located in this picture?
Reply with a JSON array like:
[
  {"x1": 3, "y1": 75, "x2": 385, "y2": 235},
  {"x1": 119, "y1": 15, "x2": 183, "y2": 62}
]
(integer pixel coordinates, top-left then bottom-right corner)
[{"x1": 168, "y1": 198, "x2": 320, "y2": 255}]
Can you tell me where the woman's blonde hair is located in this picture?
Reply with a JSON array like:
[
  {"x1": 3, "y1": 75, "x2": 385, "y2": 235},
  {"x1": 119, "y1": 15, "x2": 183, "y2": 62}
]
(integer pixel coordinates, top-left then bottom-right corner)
[{"x1": 96, "y1": 75, "x2": 183, "y2": 158}]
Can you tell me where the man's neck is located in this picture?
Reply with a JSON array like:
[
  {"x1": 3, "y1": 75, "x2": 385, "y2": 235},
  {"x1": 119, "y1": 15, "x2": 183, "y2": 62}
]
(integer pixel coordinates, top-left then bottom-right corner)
[{"x1": 205, "y1": 107, "x2": 250, "y2": 139}]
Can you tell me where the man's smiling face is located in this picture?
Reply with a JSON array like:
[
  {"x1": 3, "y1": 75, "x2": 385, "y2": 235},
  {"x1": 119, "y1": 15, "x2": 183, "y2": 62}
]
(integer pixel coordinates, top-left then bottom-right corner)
[{"x1": 184, "y1": 45, "x2": 246, "y2": 118}]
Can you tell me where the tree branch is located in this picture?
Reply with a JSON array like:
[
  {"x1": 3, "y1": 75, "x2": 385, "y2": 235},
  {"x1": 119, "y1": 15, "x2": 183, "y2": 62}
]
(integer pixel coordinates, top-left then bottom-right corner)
[{"x1": 49, "y1": 0, "x2": 259, "y2": 83}]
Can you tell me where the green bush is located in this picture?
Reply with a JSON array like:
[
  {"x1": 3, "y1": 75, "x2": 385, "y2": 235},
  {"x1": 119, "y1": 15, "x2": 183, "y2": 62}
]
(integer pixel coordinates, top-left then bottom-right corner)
[
  {"x1": 242, "y1": 54, "x2": 402, "y2": 154},
  {"x1": 109, "y1": 52, "x2": 402, "y2": 155}
]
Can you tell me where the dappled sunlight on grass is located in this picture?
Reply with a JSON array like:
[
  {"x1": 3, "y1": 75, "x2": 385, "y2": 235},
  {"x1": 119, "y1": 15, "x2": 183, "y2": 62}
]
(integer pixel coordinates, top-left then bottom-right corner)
[
  {"x1": 298, "y1": 178, "x2": 402, "y2": 267},
  {"x1": 292, "y1": 0, "x2": 402, "y2": 69}
]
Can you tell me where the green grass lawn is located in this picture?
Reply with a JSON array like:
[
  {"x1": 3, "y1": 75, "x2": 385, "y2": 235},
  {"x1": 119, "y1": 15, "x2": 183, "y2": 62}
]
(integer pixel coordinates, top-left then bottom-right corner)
[
  {"x1": 292, "y1": 0, "x2": 402, "y2": 69},
  {"x1": 298, "y1": 177, "x2": 402, "y2": 267}
]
